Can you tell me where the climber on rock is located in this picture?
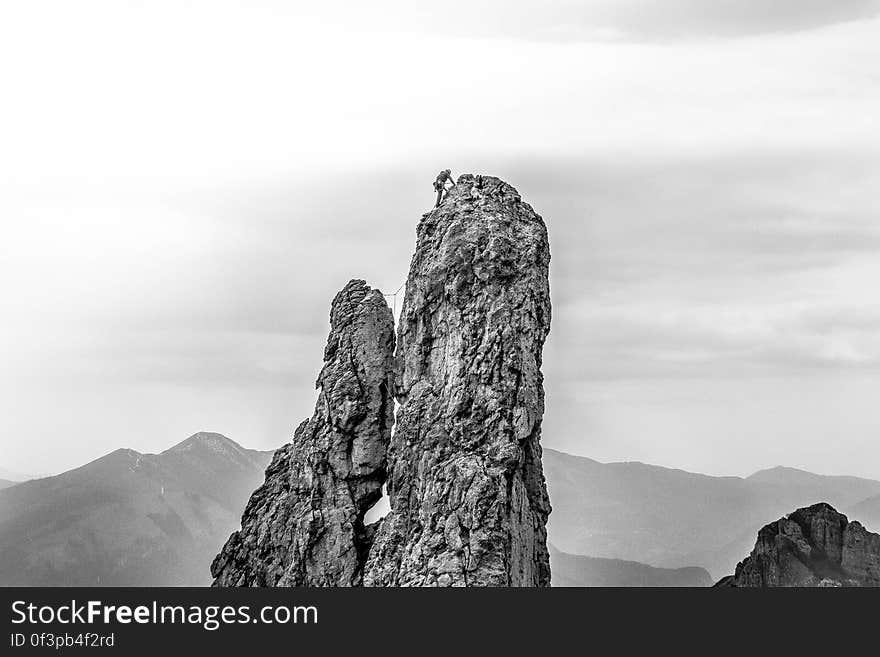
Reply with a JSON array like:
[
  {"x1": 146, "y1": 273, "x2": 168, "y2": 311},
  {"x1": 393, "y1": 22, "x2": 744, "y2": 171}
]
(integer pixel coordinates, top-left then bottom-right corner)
[{"x1": 433, "y1": 169, "x2": 455, "y2": 208}]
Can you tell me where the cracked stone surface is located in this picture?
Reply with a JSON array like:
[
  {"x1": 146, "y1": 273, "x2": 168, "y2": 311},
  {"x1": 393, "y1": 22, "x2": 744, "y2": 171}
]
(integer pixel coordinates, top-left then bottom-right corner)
[
  {"x1": 211, "y1": 279, "x2": 395, "y2": 586},
  {"x1": 363, "y1": 174, "x2": 552, "y2": 586},
  {"x1": 716, "y1": 502, "x2": 880, "y2": 587},
  {"x1": 212, "y1": 174, "x2": 552, "y2": 587}
]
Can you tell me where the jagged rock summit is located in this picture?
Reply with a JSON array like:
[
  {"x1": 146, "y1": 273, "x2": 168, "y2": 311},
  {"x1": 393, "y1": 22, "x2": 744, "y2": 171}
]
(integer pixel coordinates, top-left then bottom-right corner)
[
  {"x1": 212, "y1": 174, "x2": 552, "y2": 587},
  {"x1": 364, "y1": 174, "x2": 552, "y2": 586},
  {"x1": 716, "y1": 502, "x2": 880, "y2": 587},
  {"x1": 212, "y1": 279, "x2": 395, "y2": 586}
]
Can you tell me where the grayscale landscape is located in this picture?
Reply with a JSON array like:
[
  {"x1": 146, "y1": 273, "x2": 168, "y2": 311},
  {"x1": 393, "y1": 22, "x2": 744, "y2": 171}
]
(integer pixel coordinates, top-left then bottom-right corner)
[
  {"x1": 3, "y1": 431, "x2": 879, "y2": 586},
  {"x1": 2, "y1": 2, "x2": 879, "y2": 587}
]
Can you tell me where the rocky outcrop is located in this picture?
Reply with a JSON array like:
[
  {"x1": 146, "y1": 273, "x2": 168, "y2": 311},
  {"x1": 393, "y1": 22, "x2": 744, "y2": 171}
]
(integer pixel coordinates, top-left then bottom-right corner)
[
  {"x1": 716, "y1": 503, "x2": 880, "y2": 587},
  {"x1": 363, "y1": 174, "x2": 552, "y2": 586},
  {"x1": 211, "y1": 279, "x2": 395, "y2": 586},
  {"x1": 213, "y1": 174, "x2": 552, "y2": 587}
]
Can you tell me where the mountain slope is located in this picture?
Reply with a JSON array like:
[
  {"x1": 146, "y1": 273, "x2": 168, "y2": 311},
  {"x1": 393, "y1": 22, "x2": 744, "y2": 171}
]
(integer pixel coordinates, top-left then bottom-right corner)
[
  {"x1": 0, "y1": 433, "x2": 272, "y2": 586},
  {"x1": 0, "y1": 479, "x2": 16, "y2": 490},
  {"x1": 549, "y1": 546, "x2": 711, "y2": 587},
  {"x1": 544, "y1": 449, "x2": 880, "y2": 579},
  {"x1": 7, "y1": 438, "x2": 877, "y2": 586}
]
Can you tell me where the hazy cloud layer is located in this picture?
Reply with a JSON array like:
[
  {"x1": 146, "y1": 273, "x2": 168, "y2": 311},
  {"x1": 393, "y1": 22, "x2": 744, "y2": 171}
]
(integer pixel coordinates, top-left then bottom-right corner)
[
  {"x1": 2, "y1": 3, "x2": 879, "y2": 478},
  {"x1": 306, "y1": 0, "x2": 880, "y2": 41},
  {"x1": 533, "y1": 0, "x2": 880, "y2": 41}
]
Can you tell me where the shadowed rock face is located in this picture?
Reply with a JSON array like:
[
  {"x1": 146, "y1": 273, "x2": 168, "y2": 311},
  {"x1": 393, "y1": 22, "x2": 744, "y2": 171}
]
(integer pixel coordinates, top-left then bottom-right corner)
[
  {"x1": 363, "y1": 174, "x2": 552, "y2": 586},
  {"x1": 211, "y1": 279, "x2": 395, "y2": 586},
  {"x1": 716, "y1": 503, "x2": 880, "y2": 587}
]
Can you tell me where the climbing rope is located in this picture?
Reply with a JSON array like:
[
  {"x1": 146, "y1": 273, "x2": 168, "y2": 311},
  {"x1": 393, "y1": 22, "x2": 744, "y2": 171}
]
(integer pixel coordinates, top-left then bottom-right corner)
[{"x1": 383, "y1": 281, "x2": 405, "y2": 317}]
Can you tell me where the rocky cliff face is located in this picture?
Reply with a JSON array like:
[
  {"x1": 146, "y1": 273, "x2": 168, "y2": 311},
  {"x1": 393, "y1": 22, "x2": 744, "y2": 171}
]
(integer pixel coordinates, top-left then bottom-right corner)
[
  {"x1": 363, "y1": 174, "x2": 552, "y2": 586},
  {"x1": 212, "y1": 174, "x2": 552, "y2": 587},
  {"x1": 716, "y1": 503, "x2": 880, "y2": 587},
  {"x1": 211, "y1": 279, "x2": 395, "y2": 586}
]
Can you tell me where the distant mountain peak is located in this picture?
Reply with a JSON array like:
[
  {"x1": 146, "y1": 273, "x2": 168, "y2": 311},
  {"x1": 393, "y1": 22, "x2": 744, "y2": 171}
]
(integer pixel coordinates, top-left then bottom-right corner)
[
  {"x1": 748, "y1": 465, "x2": 813, "y2": 479},
  {"x1": 162, "y1": 432, "x2": 270, "y2": 472},
  {"x1": 747, "y1": 464, "x2": 878, "y2": 485},
  {"x1": 0, "y1": 431, "x2": 274, "y2": 586},
  {"x1": 165, "y1": 432, "x2": 241, "y2": 454}
]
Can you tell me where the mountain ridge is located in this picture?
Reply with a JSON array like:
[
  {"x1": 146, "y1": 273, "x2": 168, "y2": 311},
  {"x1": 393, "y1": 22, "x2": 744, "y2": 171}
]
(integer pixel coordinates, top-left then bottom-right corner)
[
  {"x1": 550, "y1": 545, "x2": 712, "y2": 587},
  {"x1": 547, "y1": 449, "x2": 880, "y2": 485},
  {"x1": 543, "y1": 447, "x2": 880, "y2": 578},
  {"x1": 0, "y1": 432, "x2": 272, "y2": 586},
  {"x1": 5, "y1": 437, "x2": 879, "y2": 586},
  {"x1": 747, "y1": 464, "x2": 880, "y2": 486}
]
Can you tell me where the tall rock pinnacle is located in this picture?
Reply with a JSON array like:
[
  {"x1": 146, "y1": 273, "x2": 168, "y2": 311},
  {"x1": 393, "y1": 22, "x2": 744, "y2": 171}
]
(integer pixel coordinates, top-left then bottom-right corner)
[
  {"x1": 212, "y1": 174, "x2": 552, "y2": 586},
  {"x1": 364, "y1": 174, "x2": 552, "y2": 586},
  {"x1": 211, "y1": 279, "x2": 395, "y2": 586}
]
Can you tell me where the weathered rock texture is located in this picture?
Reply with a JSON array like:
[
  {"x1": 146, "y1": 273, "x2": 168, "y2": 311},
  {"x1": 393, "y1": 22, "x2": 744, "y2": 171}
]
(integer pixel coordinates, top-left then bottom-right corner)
[
  {"x1": 211, "y1": 279, "x2": 395, "y2": 586},
  {"x1": 213, "y1": 174, "x2": 552, "y2": 587},
  {"x1": 716, "y1": 503, "x2": 880, "y2": 587},
  {"x1": 363, "y1": 174, "x2": 552, "y2": 586}
]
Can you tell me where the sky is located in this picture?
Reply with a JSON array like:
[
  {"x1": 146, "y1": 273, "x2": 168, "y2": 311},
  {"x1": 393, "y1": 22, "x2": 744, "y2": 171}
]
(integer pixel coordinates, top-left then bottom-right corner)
[{"x1": 1, "y1": 1, "x2": 879, "y2": 479}]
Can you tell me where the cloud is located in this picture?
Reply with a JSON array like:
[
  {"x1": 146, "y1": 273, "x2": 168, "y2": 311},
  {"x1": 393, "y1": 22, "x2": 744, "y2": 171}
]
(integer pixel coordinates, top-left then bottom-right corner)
[
  {"x1": 3, "y1": 2, "x2": 880, "y2": 477},
  {"x1": 506, "y1": 149, "x2": 880, "y2": 382},
  {"x1": 9, "y1": 146, "x2": 877, "y2": 390},
  {"x1": 537, "y1": 0, "x2": 880, "y2": 41},
  {"x1": 505, "y1": 149, "x2": 880, "y2": 295},
  {"x1": 552, "y1": 301, "x2": 880, "y2": 384},
  {"x1": 306, "y1": 0, "x2": 880, "y2": 42}
]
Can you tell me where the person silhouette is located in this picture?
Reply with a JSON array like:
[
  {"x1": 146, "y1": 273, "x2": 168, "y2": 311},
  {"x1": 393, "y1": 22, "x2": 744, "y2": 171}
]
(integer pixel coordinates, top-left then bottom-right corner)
[{"x1": 433, "y1": 169, "x2": 455, "y2": 207}]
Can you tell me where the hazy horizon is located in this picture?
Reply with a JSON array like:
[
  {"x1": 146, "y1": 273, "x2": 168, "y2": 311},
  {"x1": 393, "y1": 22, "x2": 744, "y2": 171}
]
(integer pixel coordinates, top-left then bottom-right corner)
[
  {"x1": 2, "y1": 2, "x2": 880, "y2": 480},
  {"x1": 7, "y1": 429, "x2": 880, "y2": 483}
]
